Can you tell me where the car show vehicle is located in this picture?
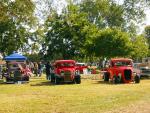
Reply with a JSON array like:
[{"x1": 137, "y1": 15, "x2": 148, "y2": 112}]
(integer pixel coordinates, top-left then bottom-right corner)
[
  {"x1": 133, "y1": 63, "x2": 150, "y2": 78},
  {"x1": 76, "y1": 63, "x2": 88, "y2": 74},
  {"x1": 3, "y1": 53, "x2": 30, "y2": 83},
  {"x1": 52, "y1": 60, "x2": 81, "y2": 84},
  {"x1": 139, "y1": 66, "x2": 150, "y2": 78},
  {"x1": 103, "y1": 58, "x2": 140, "y2": 84}
]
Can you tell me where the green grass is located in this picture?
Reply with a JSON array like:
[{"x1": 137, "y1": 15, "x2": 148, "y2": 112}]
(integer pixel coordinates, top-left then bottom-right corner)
[{"x1": 0, "y1": 75, "x2": 150, "y2": 113}]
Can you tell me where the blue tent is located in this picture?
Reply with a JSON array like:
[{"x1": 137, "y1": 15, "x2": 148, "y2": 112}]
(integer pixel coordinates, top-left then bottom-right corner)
[{"x1": 4, "y1": 53, "x2": 27, "y2": 61}]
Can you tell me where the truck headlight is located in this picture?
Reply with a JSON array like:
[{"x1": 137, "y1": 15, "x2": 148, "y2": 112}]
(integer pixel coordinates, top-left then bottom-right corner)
[
  {"x1": 133, "y1": 72, "x2": 137, "y2": 76},
  {"x1": 118, "y1": 73, "x2": 122, "y2": 77},
  {"x1": 60, "y1": 70, "x2": 64, "y2": 76}
]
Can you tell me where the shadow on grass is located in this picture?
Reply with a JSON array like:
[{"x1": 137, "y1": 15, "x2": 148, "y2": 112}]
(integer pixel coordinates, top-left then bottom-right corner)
[
  {"x1": 0, "y1": 79, "x2": 11, "y2": 85},
  {"x1": 30, "y1": 81, "x2": 54, "y2": 86},
  {"x1": 140, "y1": 77, "x2": 150, "y2": 80},
  {"x1": 30, "y1": 81, "x2": 76, "y2": 86},
  {"x1": 0, "y1": 80, "x2": 5, "y2": 84},
  {"x1": 93, "y1": 80, "x2": 112, "y2": 85},
  {"x1": 30, "y1": 77, "x2": 44, "y2": 79},
  {"x1": 92, "y1": 80, "x2": 131, "y2": 85}
]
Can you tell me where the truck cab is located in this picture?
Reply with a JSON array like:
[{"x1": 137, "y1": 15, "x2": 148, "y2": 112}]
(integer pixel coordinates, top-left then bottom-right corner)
[{"x1": 53, "y1": 60, "x2": 81, "y2": 84}]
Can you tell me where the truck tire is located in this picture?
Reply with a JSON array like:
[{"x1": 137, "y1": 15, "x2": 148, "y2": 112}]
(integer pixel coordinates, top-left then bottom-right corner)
[
  {"x1": 50, "y1": 74, "x2": 55, "y2": 83},
  {"x1": 113, "y1": 75, "x2": 120, "y2": 84},
  {"x1": 75, "y1": 76, "x2": 81, "y2": 84},
  {"x1": 24, "y1": 76, "x2": 29, "y2": 81},
  {"x1": 134, "y1": 75, "x2": 140, "y2": 83},
  {"x1": 104, "y1": 72, "x2": 109, "y2": 82},
  {"x1": 55, "y1": 77, "x2": 60, "y2": 85}
]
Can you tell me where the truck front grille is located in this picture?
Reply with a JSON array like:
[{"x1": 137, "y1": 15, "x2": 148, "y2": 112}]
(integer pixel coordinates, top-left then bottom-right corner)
[
  {"x1": 64, "y1": 71, "x2": 71, "y2": 81},
  {"x1": 64, "y1": 71, "x2": 71, "y2": 76}
]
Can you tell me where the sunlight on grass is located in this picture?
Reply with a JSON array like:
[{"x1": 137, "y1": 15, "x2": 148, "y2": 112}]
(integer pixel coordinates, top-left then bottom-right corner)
[{"x1": 0, "y1": 75, "x2": 150, "y2": 113}]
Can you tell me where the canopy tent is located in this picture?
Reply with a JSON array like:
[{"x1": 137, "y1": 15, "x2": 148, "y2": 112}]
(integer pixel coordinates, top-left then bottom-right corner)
[{"x1": 4, "y1": 53, "x2": 27, "y2": 61}]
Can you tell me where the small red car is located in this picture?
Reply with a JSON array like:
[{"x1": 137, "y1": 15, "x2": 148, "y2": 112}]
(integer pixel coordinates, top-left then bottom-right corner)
[
  {"x1": 52, "y1": 60, "x2": 81, "y2": 84},
  {"x1": 103, "y1": 58, "x2": 140, "y2": 84},
  {"x1": 76, "y1": 63, "x2": 88, "y2": 74}
]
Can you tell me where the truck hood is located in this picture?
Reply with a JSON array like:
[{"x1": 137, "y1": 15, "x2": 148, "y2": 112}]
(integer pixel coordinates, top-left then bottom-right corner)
[
  {"x1": 116, "y1": 66, "x2": 133, "y2": 70},
  {"x1": 55, "y1": 68, "x2": 75, "y2": 74},
  {"x1": 59, "y1": 68, "x2": 75, "y2": 72}
]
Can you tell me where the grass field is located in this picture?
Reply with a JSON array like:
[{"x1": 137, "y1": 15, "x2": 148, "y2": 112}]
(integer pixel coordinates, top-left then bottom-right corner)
[{"x1": 0, "y1": 75, "x2": 150, "y2": 113}]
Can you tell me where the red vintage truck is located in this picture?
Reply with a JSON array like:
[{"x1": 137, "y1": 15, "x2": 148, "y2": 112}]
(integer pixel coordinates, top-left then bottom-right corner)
[
  {"x1": 52, "y1": 60, "x2": 81, "y2": 84},
  {"x1": 103, "y1": 58, "x2": 140, "y2": 84}
]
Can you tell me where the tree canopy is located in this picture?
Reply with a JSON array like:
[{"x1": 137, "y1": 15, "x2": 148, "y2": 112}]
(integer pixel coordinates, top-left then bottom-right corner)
[
  {"x1": 93, "y1": 28, "x2": 132, "y2": 58},
  {"x1": 0, "y1": 0, "x2": 150, "y2": 61},
  {"x1": 42, "y1": 0, "x2": 149, "y2": 60},
  {"x1": 0, "y1": 0, "x2": 36, "y2": 56}
]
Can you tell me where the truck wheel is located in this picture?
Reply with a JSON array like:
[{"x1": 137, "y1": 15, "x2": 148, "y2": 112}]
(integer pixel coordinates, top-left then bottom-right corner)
[
  {"x1": 113, "y1": 75, "x2": 120, "y2": 84},
  {"x1": 75, "y1": 76, "x2": 81, "y2": 84},
  {"x1": 104, "y1": 72, "x2": 109, "y2": 82},
  {"x1": 51, "y1": 74, "x2": 55, "y2": 83},
  {"x1": 24, "y1": 76, "x2": 29, "y2": 81},
  {"x1": 55, "y1": 77, "x2": 60, "y2": 84},
  {"x1": 134, "y1": 75, "x2": 140, "y2": 83},
  {"x1": 51, "y1": 77, "x2": 55, "y2": 83}
]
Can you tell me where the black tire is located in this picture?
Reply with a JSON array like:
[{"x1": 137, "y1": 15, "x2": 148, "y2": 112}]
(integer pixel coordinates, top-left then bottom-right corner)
[
  {"x1": 104, "y1": 72, "x2": 109, "y2": 82},
  {"x1": 50, "y1": 74, "x2": 55, "y2": 83},
  {"x1": 112, "y1": 75, "x2": 120, "y2": 84},
  {"x1": 51, "y1": 77, "x2": 55, "y2": 83},
  {"x1": 75, "y1": 76, "x2": 81, "y2": 84},
  {"x1": 24, "y1": 76, "x2": 29, "y2": 81},
  {"x1": 134, "y1": 75, "x2": 140, "y2": 83}
]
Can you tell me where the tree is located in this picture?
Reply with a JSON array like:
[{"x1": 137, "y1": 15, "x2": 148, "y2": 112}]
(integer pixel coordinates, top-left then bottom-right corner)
[
  {"x1": 42, "y1": 0, "x2": 150, "y2": 60},
  {"x1": 0, "y1": 0, "x2": 36, "y2": 55},
  {"x1": 131, "y1": 35, "x2": 148, "y2": 59},
  {"x1": 80, "y1": 0, "x2": 124, "y2": 28},
  {"x1": 93, "y1": 28, "x2": 132, "y2": 58},
  {"x1": 44, "y1": 4, "x2": 91, "y2": 60},
  {"x1": 144, "y1": 25, "x2": 150, "y2": 47},
  {"x1": 79, "y1": 0, "x2": 148, "y2": 34}
]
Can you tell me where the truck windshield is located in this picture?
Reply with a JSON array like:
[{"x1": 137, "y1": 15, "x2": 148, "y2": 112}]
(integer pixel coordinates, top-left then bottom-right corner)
[
  {"x1": 57, "y1": 63, "x2": 75, "y2": 67},
  {"x1": 114, "y1": 61, "x2": 132, "y2": 67}
]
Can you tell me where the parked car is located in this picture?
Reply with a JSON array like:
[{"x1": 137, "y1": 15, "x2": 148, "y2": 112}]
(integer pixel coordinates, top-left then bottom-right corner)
[
  {"x1": 133, "y1": 63, "x2": 150, "y2": 78},
  {"x1": 4, "y1": 62, "x2": 30, "y2": 83},
  {"x1": 76, "y1": 63, "x2": 88, "y2": 74},
  {"x1": 139, "y1": 66, "x2": 150, "y2": 78},
  {"x1": 103, "y1": 58, "x2": 140, "y2": 84},
  {"x1": 52, "y1": 60, "x2": 81, "y2": 84}
]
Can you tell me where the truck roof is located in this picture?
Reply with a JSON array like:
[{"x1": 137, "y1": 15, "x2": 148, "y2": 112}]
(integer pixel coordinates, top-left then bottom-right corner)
[{"x1": 111, "y1": 58, "x2": 132, "y2": 61}]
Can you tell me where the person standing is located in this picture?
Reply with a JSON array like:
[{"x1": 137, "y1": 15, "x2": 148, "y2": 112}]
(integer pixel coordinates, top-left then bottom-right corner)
[
  {"x1": 45, "y1": 61, "x2": 51, "y2": 80},
  {"x1": 50, "y1": 62, "x2": 55, "y2": 82},
  {"x1": 38, "y1": 62, "x2": 42, "y2": 77},
  {"x1": 29, "y1": 62, "x2": 34, "y2": 73},
  {"x1": 34, "y1": 62, "x2": 38, "y2": 77}
]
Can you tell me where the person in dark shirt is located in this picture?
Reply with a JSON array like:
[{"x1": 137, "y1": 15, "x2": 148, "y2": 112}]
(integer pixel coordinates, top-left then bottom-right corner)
[
  {"x1": 38, "y1": 62, "x2": 42, "y2": 77},
  {"x1": 45, "y1": 61, "x2": 51, "y2": 80},
  {"x1": 33, "y1": 62, "x2": 38, "y2": 76}
]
